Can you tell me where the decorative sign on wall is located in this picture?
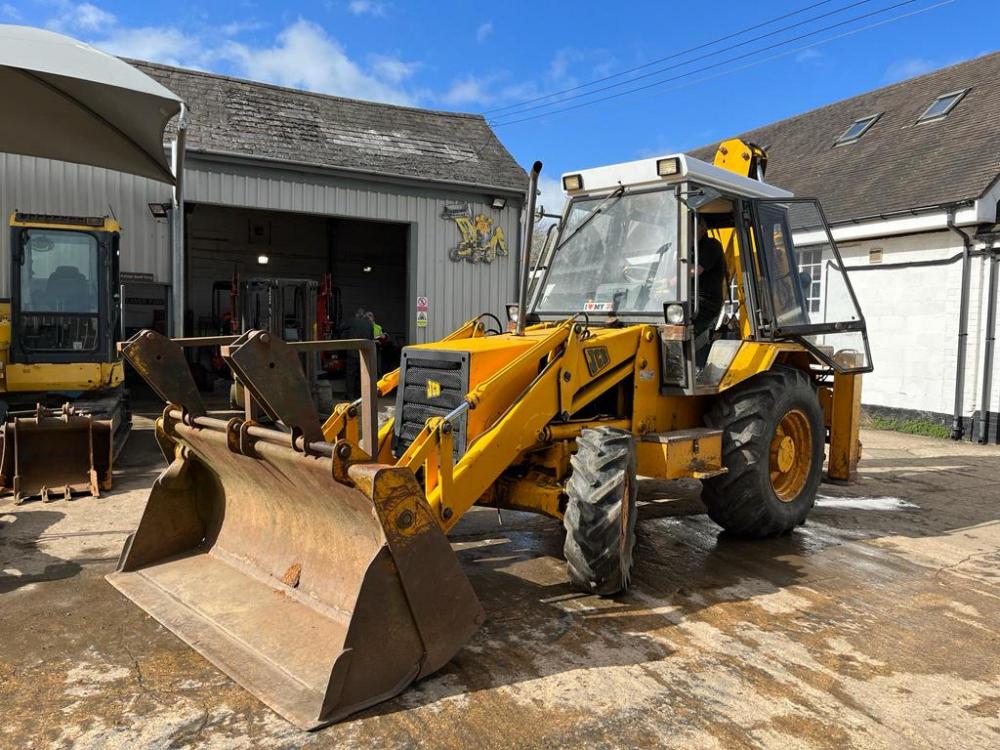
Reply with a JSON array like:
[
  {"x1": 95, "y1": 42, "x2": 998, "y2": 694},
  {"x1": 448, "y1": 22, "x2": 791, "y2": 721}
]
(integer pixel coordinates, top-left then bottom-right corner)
[{"x1": 441, "y1": 203, "x2": 507, "y2": 263}]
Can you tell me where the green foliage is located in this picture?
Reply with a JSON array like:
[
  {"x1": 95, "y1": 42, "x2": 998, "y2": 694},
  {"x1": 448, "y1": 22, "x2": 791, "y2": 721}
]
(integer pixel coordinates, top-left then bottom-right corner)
[{"x1": 865, "y1": 414, "x2": 951, "y2": 439}]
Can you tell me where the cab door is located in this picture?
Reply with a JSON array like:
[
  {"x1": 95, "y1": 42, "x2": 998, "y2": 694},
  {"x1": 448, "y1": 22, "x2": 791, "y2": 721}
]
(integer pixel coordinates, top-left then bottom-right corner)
[{"x1": 748, "y1": 198, "x2": 872, "y2": 374}]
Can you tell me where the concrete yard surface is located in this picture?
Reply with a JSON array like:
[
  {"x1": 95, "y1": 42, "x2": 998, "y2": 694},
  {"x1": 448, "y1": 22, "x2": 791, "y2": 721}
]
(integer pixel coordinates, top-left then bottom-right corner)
[{"x1": 1, "y1": 420, "x2": 998, "y2": 749}]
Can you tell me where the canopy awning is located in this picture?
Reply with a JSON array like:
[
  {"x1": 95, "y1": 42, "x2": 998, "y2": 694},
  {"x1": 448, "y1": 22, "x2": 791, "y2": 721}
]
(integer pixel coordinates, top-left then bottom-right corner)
[{"x1": 0, "y1": 24, "x2": 183, "y2": 184}]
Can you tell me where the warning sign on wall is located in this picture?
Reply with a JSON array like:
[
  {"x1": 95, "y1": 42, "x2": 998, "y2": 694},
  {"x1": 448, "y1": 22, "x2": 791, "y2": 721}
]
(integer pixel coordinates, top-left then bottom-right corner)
[
  {"x1": 416, "y1": 311, "x2": 428, "y2": 328},
  {"x1": 416, "y1": 296, "x2": 429, "y2": 312}
]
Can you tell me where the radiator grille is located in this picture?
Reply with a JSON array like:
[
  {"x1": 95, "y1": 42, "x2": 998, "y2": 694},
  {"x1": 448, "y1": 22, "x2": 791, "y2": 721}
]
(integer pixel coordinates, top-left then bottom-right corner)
[{"x1": 392, "y1": 351, "x2": 469, "y2": 459}]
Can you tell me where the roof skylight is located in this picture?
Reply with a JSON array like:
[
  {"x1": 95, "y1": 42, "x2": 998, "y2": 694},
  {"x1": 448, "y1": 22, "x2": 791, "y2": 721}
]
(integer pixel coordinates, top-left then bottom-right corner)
[
  {"x1": 917, "y1": 88, "x2": 969, "y2": 122},
  {"x1": 834, "y1": 114, "x2": 880, "y2": 145}
]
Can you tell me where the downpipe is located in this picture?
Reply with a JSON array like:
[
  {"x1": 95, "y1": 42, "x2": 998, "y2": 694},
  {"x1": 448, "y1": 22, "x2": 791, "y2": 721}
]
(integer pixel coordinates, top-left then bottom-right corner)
[
  {"x1": 978, "y1": 240, "x2": 998, "y2": 443},
  {"x1": 947, "y1": 212, "x2": 974, "y2": 440},
  {"x1": 515, "y1": 161, "x2": 543, "y2": 336},
  {"x1": 170, "y1": 104, "x2": 188, "y2": 337}
]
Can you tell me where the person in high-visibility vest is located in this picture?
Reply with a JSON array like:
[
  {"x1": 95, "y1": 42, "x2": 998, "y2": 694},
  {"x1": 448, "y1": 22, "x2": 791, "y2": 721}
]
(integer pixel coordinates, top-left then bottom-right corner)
[
  {"x1": 366, "y1": 311, "x2": 387, "y2": 376},
  {"x1": 366, "y1": 311, "x2": 384, "y2": 339}
]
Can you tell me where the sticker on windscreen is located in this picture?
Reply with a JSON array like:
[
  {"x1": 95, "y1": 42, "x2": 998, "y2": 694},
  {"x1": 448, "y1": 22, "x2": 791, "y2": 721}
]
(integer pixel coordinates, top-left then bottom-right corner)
[{"x1": 584, "y1": 301, "x2": 614, "y2": 312}]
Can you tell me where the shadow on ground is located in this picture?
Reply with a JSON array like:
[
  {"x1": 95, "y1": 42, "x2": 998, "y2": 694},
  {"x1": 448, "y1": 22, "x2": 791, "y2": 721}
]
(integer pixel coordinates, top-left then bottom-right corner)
[{"x1": 0, "y1": 509, "x2": 81, "y2": 594}]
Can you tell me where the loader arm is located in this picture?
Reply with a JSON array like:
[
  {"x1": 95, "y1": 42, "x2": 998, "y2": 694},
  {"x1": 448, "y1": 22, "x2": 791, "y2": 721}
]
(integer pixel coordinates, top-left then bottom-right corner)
[{"x1": 396, "y1": 320, "x2": 645, "y2": 533}]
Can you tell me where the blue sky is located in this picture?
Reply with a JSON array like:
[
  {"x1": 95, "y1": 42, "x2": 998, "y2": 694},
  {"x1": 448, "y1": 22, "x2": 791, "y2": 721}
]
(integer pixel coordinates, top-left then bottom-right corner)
[{"x1": 0, "y1": 0, "x2": 994, "y2": 208}]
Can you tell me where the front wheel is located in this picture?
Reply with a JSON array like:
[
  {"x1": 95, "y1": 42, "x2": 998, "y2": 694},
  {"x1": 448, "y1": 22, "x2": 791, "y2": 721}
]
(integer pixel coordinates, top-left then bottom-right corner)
[
  {"x1": 563, "y1": 427, "x2": 638, "y2": 595},
  {"x1": 702, "y1": 365, "x2": 824, "y2": 537}
]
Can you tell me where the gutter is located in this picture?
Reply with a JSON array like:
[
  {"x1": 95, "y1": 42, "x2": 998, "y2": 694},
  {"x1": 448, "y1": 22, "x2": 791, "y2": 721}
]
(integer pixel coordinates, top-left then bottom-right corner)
[
  {"x1": 947, "y1": 211, "x2": 975, "y2": 440},
  {"x1": 838, "y1": 199, "x2": 975, "y2": 226}
]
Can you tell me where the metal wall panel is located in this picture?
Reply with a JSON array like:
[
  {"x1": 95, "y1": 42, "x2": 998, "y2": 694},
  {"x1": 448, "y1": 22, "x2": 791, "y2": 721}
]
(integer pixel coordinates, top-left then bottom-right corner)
[
  {"x1": 0, "y1": 153, "x2": 173, "y2": 295},
  {"x1": 184, "y1": 156, "x2": 523, "y2": 343},
  {"x1": 1, "y1": 151, "x2": 523, "y2": 343}
]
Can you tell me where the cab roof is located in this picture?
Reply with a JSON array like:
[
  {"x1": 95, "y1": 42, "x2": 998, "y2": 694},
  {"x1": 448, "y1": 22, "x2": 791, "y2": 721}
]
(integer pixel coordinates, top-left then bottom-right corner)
[{"x1": 561, "y1": 153, "x2": 793, "y2": 200}]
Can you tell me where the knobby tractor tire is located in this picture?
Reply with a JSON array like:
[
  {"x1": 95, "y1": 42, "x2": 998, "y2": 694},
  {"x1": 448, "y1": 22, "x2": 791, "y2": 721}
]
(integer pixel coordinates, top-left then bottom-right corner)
[
  {"x1": 563, "y1": 427, "x2": 638, "y2": 596},
  {"x1": 702, "y1": 365, "x2": 824, "y2": 538}
]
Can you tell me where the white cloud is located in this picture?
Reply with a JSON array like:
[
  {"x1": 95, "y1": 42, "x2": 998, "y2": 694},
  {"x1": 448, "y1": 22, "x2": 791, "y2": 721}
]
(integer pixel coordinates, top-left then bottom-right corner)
[
  {"x1": 795, "y1": 48, "x2": 823, "y2": 64},
  {"x1": 348, "y1": 0, "x2": 386, "y2": 16},
  {"x1": 441, "y1": 74, "x2": 496, "y2": 106},
  {"x1": 883, "y1": 57, "x2": 939, "y2": 83},
  {"x1": 46, "y1": 2, "x2": 117, "y2": 33},
  {"x1": 439, "y1": 46, "x2": 615, "y2": 113},
  {"x1": 220, "y1": 20, "x2": 267, "y2": 36},
  {"x1": 548, "y1": 48, "x2": 582, "y2": 83},
  {"x1": 1, "y1": 3, "x2": 22, "y2": 21},
  {"x1": 226, "y1": 20, "x2": 413, "y2": 104},
  {"x1": 96, "y1": 26, "x2": 208, "y2": 68},
  {"x1": 476, "y1": 21, "x2": 493, "y2": 43},
  {"x1": 453, "y1": 47, "x2": 583, "y2": 110},
  {"x1": 42, "y1": 3, "x2": 418, "y2": 106},
  {"x1": 369, "y1": 54, "x2": 419, "y2": 84}
]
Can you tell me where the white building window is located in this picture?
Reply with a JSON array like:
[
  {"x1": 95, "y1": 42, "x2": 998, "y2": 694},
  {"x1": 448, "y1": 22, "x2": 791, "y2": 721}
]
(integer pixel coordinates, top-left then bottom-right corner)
[
  {"x1": 834, "y1": 114, "x2": 880, "y2": 145},
  {"x1": 799, "y1": 247, "x2": 823, "y2": 314},
  {"x1": 918, "y1": 89, "x2": 968, "y2": 122}
]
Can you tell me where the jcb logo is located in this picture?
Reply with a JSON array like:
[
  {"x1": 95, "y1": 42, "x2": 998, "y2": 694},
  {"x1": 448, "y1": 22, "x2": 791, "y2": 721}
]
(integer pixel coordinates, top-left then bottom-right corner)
[{"x1": 426, "y1": 380, "x2": 442, "y2": 399}]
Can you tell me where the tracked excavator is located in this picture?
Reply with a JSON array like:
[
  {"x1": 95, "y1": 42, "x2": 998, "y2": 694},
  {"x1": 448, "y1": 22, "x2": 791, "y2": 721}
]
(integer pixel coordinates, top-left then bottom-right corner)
[
  {"x1": 110, "y1": 139, "x2": 871, "y2": 729},
  {"x1": 0, "y1": 24, "x2": 183, "y2": 502},
  {"x1": 0, "y1": 212, "x2": 128, "y2": 501}
]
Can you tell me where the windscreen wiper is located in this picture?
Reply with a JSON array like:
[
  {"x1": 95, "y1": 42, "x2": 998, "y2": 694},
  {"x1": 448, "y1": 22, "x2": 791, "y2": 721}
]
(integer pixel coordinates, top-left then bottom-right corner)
[{"x1": 554, "y1": 185, "x2": 626, "y2": 253}]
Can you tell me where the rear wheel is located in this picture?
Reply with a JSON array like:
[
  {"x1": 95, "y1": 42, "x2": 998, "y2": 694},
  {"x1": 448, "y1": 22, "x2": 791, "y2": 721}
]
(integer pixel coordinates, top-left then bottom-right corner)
[
  {"x1": 563, "y1": 427, "x2": 637, "y2": 595},
  {"x1": 702, "y1": 365, "x2": 824, "y2": 537}
]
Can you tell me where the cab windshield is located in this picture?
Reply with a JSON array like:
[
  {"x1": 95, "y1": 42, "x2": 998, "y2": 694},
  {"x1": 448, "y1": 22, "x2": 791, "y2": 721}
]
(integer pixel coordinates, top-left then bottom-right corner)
[
  {"x1": 17, "y1": 228, "x2": 100, "y2": 353},
  {"x1": 535, "y1": 188, "x2": 680, "y2": 315}
]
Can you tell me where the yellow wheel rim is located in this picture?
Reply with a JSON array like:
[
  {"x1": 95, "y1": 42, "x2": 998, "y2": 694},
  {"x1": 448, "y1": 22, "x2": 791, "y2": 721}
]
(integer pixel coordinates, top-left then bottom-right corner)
[{"x1": 769, "y1": 409, "x2": 812, "y2": 502}]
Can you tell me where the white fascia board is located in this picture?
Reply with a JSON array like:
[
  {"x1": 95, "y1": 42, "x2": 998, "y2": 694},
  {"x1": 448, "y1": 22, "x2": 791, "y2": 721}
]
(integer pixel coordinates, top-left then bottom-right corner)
[
  {"x1": 795, "y1": 204, "x2": 982, "y2": 246},
  {"x1": 561, "y1": 154, "x2": 792, "y2": 200}
]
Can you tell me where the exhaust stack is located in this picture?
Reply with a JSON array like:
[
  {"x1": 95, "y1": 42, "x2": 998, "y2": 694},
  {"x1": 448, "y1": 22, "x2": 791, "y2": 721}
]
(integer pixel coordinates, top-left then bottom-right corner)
[{"x1": 515, "y1": 160, "x2": 543, "y2": 335}]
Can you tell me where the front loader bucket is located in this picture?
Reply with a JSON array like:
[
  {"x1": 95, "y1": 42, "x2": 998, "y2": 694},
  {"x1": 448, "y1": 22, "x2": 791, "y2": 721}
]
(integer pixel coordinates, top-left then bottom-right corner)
[
  {"x1": 109, "y1": 330, "x2": 483, "y2": 729},
  {"x1": 0, "y1": 408, "x2": 113, "y2": 502}
]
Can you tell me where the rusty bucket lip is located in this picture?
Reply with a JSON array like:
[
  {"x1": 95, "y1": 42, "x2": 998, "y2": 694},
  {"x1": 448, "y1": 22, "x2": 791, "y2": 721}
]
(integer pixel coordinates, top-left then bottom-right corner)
[
  {"x1": 110, "y1": 410, "x2": 483, "y2": 730},
  {"x1": 107, "y1": 564, "x2": 424, "y2": 730}
]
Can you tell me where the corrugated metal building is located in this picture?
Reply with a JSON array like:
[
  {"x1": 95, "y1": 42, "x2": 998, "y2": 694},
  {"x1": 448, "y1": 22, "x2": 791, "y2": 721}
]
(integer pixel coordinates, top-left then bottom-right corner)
[{"x1": 0, "y1": 60, "x2": 527, "y2": 346}]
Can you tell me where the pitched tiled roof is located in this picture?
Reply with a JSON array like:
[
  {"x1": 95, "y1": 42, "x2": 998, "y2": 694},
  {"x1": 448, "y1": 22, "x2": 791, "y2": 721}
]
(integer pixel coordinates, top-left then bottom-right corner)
[
  {"x1": 131, "y1": 61, "x2": 528, "y2": 193},
  {"x1": 690, "y1": 51, "x2": 1000, "y2": 224}
]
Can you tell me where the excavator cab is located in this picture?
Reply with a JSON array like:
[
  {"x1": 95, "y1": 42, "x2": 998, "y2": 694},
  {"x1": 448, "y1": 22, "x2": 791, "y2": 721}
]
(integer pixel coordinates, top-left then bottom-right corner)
[
  {"x1": 8, "y1": 213, "x2": 121, "y2": 365},
  {"x1": 0, "y1": 213, "x2": 128, "y2": 501}
]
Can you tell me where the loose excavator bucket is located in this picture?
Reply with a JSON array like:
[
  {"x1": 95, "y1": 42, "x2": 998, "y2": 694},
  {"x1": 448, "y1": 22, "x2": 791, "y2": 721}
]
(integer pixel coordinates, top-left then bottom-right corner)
[
  {"x1": 108, "y1": 330, "x2": 483, "y2": 730},
  {"x1": 0, "y1": 405, "x2": 113, "y2": 502}
]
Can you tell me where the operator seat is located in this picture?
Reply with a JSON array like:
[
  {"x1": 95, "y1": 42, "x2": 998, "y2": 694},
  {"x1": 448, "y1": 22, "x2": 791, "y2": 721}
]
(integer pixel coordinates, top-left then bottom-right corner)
[{"x1": 46, "y1": 265, "x2": 91, "y2": 311}]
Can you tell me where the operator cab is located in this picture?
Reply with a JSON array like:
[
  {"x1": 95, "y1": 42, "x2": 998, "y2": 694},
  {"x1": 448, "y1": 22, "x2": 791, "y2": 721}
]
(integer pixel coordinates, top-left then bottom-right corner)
[
  {"x1": 8, "y1": 212, "x2": 121, "y2": 366},
  {"x1": 522, "y1": 152, "x2": 871, "y2": 394}
]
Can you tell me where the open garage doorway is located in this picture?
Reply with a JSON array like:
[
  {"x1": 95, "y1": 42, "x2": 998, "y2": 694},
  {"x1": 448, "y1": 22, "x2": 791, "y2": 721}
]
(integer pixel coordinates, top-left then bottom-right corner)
[{"x1": 183, "y1": 203, "x2": 409, "y2": 399}]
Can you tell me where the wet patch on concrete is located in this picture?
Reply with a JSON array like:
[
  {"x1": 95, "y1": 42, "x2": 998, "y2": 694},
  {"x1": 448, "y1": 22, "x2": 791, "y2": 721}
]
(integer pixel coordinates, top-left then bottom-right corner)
[{"x1": 1, "y1": 427, "x2": 999, "y2": 748}]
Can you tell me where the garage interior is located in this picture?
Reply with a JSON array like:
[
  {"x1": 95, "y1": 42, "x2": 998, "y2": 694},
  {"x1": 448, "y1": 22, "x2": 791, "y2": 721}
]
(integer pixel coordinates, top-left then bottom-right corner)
[{"x1": 181, "y1": 203, "x2": 409, "y2": 393}]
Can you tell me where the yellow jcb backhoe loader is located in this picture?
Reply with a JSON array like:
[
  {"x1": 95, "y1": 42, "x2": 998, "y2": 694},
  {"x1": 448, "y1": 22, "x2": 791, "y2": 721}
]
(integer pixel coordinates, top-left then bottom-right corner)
[
  {"x1": 1, "y1": 212, "x2": 129, "y2": 502},
  {"x1": 109, "y1": 139, "x2": 871, "y2": 730}
]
